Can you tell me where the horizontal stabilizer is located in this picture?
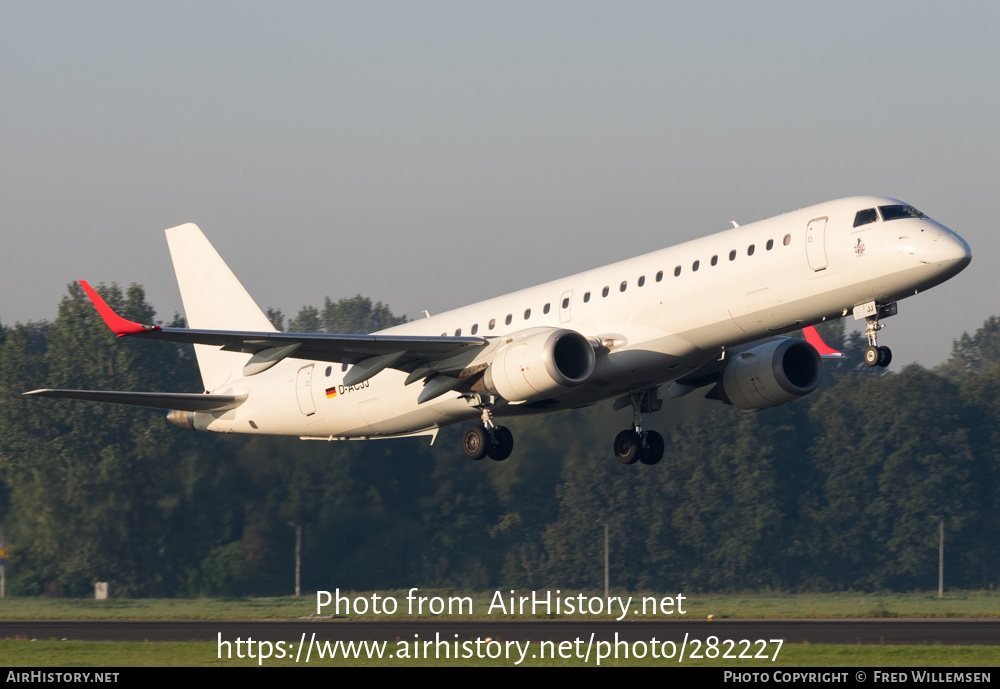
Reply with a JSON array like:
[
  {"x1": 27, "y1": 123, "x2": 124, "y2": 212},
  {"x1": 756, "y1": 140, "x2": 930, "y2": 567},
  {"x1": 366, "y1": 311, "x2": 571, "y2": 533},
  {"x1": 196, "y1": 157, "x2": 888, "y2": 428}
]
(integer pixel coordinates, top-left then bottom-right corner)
[{"x1": 24, "y1": 389, "x2": 247, "y2": 412}]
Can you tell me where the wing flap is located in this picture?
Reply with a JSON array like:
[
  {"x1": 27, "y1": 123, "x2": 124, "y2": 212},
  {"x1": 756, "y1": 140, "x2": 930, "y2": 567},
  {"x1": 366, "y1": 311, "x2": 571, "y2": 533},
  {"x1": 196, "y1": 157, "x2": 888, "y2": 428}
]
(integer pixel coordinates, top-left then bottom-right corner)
[{"x1": 23, "y1": 389, "x2": 247, "y2": 412}]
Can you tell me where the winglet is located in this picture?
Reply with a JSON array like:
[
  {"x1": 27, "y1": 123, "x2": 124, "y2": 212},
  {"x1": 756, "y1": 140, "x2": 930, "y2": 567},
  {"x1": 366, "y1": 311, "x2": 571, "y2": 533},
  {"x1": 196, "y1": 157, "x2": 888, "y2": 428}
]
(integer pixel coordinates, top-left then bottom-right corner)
[
  {"x1": 79, "y1": 280, "x2": 161, "y2": 337},
  {"x1": 803, "y1": 325, "x2": 843, "y2": 358}
]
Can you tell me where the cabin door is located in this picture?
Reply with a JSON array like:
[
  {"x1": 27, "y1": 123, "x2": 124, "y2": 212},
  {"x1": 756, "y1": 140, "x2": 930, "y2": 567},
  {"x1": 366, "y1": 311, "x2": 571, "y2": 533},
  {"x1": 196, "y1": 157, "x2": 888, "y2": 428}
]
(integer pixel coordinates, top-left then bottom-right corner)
[
  {"x1": 806, "y1": 217, "x2": 829, "y2": 271},
  {"x1": 295, "y1": 364, "x2": 317, "y2": 416}
]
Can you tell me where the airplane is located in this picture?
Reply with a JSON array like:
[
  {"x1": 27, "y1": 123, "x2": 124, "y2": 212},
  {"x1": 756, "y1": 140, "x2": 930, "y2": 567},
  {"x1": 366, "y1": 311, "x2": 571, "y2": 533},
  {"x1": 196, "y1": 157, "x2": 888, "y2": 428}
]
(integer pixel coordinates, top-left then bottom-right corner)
[{"x1": 25, "y1": 196, "x2": 972, "y2": 465}]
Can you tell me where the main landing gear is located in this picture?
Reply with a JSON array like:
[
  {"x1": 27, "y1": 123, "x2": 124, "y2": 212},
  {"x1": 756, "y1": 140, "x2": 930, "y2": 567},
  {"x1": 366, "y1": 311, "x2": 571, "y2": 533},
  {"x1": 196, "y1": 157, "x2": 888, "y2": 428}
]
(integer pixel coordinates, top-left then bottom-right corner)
[
  {"x1": 862, "y1": 303, "x2": 897, "y2": 368},
  {"x1": 462, "y1": 407, "x2": 514, "y2": 461},
  {"x1": 613, "y1": 389, "x2": 664, "y2": 465}
]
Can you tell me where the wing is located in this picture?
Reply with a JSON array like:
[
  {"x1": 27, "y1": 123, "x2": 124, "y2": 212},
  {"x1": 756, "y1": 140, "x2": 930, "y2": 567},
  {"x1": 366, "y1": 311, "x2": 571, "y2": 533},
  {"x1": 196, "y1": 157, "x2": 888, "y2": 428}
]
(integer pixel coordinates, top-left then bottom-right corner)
[{"x1": 79, "y1": 280, "x2": 487, "y2": 371}]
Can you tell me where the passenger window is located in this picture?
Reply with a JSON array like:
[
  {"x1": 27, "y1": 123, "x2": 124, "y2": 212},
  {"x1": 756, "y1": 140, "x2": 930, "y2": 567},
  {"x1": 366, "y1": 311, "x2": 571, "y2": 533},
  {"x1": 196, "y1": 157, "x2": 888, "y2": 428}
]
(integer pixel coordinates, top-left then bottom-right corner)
[
  {"x1": 766, "y1": 239, "x2": 774, "y2": 250},
  {"x1": 489, "y1": 318, "x2": 496, "y2": 330},
  {"x1": 524, "y1": 308, "x2": 531, "y2": 319},
  {"x1": 692, "y1": 260, "x2": 699, "y2": 272},
  {"x1": 562, "y1": 297, "x2": 570, "y2": 308},
  {"x1": 620, "y1": 281, "x2": 627, "y2": 292},
  {"x1": 471, "y1": 324, "x2": 478, "y2": 335},
  {"x1": 342, "y1": 363, "x2": 349, "y2": 372},
  {"x1": 505, "y1": 314, "x2": 512, "y2": 325},
  {"x1": 711, "y1": 255, "x2": 718, "y2": 266},
  {"x1": 748, "y1": 244, "x2": 755, "y2": 256},
  {"x1": 543, "y1": 303, "x2": 550, "y2": 314},
  {"x1": 656, "y1": 271, "x2": 663, "y2": 282},
  {"x1": 854, "y1": 208, "x2": 878, "y2": 227},
  {"x1": 602, "y1": 286, "x2": 609, "y2": 297},
  {"x1": 584, "y1": 292, "x2": 591, "y2": 303},
  {"x1": 638, "y1": 275, "x2": 645, "y2": 287},
  {"x1": 783, "y1": 234, "x2": 791, "y2": 246},
  {"x1": 674, "y1": 266, "x2": 681, "y2": 277},
  {"x1": 455, "y1": 328, "x2": 461, "y2": 336},
  {"x1": 729, "y1": 250, "x2": 736, "y2": 261},
  {"x1": 325, "y1": 366, "x2": 332, "y2": 377}
]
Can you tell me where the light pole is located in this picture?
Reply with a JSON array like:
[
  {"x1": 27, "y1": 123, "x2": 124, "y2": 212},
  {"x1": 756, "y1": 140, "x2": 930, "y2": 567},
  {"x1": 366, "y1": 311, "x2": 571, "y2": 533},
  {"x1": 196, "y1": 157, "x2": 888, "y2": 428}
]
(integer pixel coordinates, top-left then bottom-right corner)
[
  {"x1": 596, "y1": 520, "x2": 609, "y2": 598},
  {"x1": 931, "y1": 515, "x2": 943, "y2": 598},
  {"x1": 287, "y1": 522, "x2": 301, "y2": 598},
  {"x1": 938, "y1": 517, "x2": 944, "y2": 599}
]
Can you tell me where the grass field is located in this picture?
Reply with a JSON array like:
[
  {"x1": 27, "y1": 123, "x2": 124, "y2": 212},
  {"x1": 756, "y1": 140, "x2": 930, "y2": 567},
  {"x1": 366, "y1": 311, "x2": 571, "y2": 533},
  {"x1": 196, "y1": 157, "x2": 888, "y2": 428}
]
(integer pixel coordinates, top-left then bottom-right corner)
[
  {"x1": 1, "y1": 590, "x2": 999, "y2": 620},
  {"x1": 1, "y1": 639, "x2": 998, "y2": 667}
]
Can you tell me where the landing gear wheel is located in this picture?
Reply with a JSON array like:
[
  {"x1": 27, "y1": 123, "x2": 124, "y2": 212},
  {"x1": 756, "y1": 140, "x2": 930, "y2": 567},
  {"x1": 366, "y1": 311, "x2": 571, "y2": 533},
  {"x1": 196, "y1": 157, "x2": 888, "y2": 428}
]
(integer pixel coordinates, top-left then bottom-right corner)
[
  {"x1": 639, "y1": 430, "x2": 665, "y2": 465},
  {"x1": 487, "y1": 426, "x2": 514, "y2": 461},
  {"x1": 863, "y1": 345, "x2": 880, "y2": 367},
  {"x1": 462, "y1": 425, "x2": 488, "y2": 460},
  {"x1": 614, "y1": 429, "x2": 640, "y2": 465},
  {"x1": 877, "y1": 345, "x2": 892, "y2": 368}
]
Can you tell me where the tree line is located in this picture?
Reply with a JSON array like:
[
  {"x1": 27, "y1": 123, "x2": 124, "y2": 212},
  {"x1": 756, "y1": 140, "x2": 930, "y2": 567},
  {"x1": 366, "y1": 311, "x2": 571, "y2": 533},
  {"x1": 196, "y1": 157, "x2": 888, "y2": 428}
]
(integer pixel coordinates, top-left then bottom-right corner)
[{"x1": 0, "y1": 283, "x2": 997, "y2": 596}]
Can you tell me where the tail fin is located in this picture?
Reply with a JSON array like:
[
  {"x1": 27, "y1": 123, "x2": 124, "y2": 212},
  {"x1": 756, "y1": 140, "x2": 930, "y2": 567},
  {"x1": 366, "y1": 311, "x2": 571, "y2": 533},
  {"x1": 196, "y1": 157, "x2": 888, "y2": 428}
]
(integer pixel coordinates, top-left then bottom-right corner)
[{"x1": 165, "y1": 223, "x2": 277, "y2": 391}]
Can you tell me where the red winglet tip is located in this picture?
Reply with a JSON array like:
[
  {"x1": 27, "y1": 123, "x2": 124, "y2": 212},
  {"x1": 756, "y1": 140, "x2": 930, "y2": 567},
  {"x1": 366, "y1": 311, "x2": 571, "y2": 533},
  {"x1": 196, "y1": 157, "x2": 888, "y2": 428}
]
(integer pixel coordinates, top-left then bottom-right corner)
[
  {"x1": 79, "y1": 280, "x2": 155, "y2": 336},
  {"x1": 803, "y1": 325, "x2": 842, "y2": 356}
]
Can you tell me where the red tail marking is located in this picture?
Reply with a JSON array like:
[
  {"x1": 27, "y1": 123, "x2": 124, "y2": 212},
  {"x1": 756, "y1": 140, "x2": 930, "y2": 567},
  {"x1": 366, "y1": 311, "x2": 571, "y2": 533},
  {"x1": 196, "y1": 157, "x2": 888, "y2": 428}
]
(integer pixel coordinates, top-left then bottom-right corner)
[
  {"x1": 79, "y1": 280, "x2": 160, "y2": 337},
  {"x1": 803, "y1": 325, "x2": 841, "y2": 356}
]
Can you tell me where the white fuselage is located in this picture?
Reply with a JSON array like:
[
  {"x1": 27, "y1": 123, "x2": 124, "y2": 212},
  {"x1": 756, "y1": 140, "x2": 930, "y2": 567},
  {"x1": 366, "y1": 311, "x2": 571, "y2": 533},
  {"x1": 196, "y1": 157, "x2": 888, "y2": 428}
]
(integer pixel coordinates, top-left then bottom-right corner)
[{"x1": 194, "y1": 196, "x2": 971, "y2": 438}]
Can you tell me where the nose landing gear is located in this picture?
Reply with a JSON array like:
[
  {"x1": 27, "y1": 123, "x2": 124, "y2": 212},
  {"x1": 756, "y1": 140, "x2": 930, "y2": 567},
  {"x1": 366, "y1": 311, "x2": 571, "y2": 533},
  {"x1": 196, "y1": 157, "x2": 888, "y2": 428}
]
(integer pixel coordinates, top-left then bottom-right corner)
[{"x1": 861, "y1": 302, "x2": 897, "y2": 368}]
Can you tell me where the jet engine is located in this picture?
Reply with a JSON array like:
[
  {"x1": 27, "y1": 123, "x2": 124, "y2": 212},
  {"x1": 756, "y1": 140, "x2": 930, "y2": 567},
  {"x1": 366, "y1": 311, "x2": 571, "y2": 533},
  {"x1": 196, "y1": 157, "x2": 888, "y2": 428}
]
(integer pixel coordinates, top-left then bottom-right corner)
[
  {"x1": 714, "y1": 338, "x2": 822, "y2": 411},
  {"x1": 483, "y1": 327, "x2": 595, "y2": 403}
]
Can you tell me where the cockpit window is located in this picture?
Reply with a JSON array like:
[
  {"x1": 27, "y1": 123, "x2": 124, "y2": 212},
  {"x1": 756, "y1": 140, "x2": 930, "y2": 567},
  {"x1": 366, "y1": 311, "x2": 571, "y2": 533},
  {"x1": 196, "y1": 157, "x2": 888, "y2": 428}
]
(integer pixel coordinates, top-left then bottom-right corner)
[
  {"x1": 854, "y1": 208, "x2": 877, "y2": 227},
  {"x1": 879, "y1": 205, "x2": 925, "y2": 221}
]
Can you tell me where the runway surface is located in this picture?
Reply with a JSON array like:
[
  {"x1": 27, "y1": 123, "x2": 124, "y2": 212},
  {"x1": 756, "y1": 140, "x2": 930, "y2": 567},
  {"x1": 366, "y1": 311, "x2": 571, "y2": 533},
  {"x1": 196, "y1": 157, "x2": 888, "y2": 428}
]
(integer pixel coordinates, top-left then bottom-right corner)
[{"x1": 2, "y1": 619, "x2": 999, "y2": 645}]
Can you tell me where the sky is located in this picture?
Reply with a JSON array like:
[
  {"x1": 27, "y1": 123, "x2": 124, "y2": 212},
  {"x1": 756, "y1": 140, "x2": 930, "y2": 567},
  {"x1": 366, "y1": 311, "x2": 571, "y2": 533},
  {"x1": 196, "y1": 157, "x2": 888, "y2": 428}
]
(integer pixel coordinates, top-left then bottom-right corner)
[{"x1": 2, "y1": 1, "x2": 997, "y2": 368}]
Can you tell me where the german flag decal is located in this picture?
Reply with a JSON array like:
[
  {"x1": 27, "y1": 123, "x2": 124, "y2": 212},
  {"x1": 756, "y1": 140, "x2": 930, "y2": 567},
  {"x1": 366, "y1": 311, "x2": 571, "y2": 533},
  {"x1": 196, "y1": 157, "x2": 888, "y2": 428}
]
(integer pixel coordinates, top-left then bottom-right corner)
[{"x1": 325, "y1": 387, "x2": 338, "y2": 399}]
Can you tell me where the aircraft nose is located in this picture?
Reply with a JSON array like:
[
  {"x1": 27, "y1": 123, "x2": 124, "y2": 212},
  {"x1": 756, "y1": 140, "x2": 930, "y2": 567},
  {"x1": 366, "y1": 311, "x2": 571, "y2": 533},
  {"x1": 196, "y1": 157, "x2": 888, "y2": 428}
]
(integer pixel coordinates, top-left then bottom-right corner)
[
  {"x1": 938, "y1": 231, "x2": 972, "y2": 270},
  {"x1": 921, "y1": 228, "x2": 972, "y2": 284}
]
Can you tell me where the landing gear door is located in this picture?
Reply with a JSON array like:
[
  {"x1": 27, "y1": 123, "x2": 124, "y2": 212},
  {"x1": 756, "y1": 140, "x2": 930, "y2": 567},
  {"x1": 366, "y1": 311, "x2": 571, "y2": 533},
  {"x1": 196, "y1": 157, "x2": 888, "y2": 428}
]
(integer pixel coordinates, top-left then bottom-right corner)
[
  {"x1": 806, "y1": 217, "x2": 829, "y2": 271},
  {"x1": 559, "y1": 290, "x2": 573, "y2": 323}
]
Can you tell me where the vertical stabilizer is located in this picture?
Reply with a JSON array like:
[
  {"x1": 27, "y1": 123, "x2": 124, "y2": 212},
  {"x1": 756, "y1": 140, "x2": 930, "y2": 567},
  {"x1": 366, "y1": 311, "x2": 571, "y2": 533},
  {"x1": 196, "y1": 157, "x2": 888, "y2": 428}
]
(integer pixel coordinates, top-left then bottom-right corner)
[{"x1": 165, "y1": 223, "x2": 277, "y2": 391}]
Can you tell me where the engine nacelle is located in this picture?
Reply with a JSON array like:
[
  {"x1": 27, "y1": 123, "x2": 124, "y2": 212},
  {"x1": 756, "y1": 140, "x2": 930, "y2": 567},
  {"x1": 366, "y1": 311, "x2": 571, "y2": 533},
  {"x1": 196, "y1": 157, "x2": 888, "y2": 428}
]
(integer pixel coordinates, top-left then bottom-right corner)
[
  {"x1": 166, "y1": 409, "x2": 196, "y2": 429},
  {"x1": 483, "y1": 327, "x2": 596, "y2": 403},
  {"x1": 717, "y1": 338, "x2": 822, "y2": 411}
]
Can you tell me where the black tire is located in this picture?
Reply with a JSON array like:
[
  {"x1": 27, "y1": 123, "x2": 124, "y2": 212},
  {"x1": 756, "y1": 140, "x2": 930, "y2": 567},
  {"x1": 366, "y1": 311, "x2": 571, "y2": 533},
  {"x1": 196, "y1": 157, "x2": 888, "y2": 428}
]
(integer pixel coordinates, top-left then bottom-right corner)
[
  {"x1": 639, "y1": 430, "x2": 664, "y2": 465},
  {"x1": 863, "y1": 345, "x2": 880, "y2": 367},
  {"x1": 877, "y1": 345, "x2": 892, "y2": 368},
  {"x1": 462, "y1": 425, "x2": 488, "y2": 460},
  {"x1": 487, "y1": 426, "x2": 514, "y2": 462},
  {"x1": 614, "y1": 429, "x2": 640, "y2": 464}
]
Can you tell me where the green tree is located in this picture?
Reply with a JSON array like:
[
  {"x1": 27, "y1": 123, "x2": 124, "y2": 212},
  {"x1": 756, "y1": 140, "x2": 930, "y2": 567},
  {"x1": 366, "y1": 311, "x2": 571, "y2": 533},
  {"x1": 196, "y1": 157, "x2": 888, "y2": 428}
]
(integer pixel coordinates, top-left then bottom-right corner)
[
  {"x1": 321, "y1": 295, "x2": 406, "y2": 333},
  {"x1": 0, "y1": 283, "x2": 230, "y2": 596},
  {"x1": 287, "y1": 295, "x2": 406, "y2": 334},
  {"x1": 804, "y1": 366, "x2": 976, "y2": 589}
]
